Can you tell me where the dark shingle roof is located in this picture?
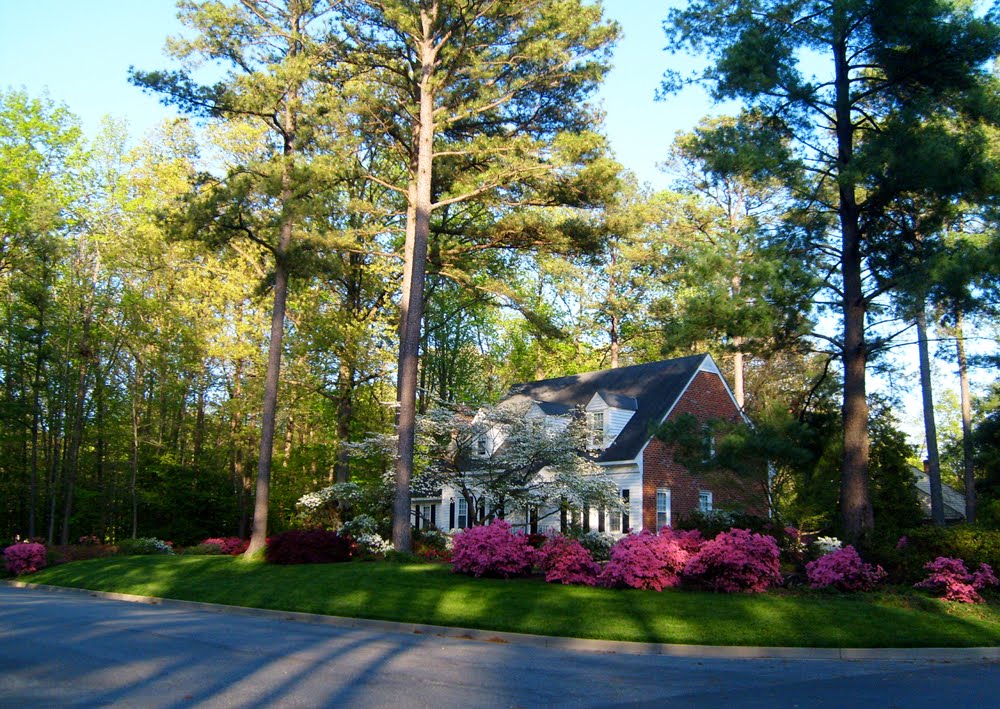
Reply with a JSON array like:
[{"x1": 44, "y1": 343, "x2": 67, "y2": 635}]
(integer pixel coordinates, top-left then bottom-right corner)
[{"x1": 503, "y1": 354, "x2": 709, "y2": 463}]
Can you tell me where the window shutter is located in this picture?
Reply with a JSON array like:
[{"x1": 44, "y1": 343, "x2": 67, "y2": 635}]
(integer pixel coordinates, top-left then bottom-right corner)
[
  {"x1": 449, "y1": 501, "x2": 455, "y2": 529},
  {"x1": 430, "y1": 504, "x2": 437, "y2": 526}
]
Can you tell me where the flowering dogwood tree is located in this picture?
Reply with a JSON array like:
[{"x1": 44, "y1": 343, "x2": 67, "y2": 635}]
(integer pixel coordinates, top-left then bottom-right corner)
[{"x1": 418, "y1": 403, "x2": 624, "y2": 527}]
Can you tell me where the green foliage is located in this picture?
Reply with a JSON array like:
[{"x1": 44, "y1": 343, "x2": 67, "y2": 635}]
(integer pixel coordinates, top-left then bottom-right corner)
[{"x1": 116, "y1": 537, "x2": 174, "y2": 555}]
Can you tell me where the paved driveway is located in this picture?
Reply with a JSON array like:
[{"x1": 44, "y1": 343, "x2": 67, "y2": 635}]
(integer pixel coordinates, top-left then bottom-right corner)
[{"x1": 1, "y1": 585, "x2": 997, "y2": 707}]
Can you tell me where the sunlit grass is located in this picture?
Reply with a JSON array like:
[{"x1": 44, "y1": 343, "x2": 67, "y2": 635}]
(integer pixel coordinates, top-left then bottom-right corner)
[{"x1": 21, "y1": 556, "x2": 1000, "y2": 647}]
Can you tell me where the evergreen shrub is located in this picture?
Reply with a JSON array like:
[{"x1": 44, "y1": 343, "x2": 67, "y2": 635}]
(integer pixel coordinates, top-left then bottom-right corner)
[{"x1": 117, "y1": 538, "x2": 174, "y2": 555}]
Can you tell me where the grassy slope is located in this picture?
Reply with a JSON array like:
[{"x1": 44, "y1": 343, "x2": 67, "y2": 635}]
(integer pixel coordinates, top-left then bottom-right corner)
[{"x1": 22, "y1": 556, "x2": 1000, "y2": 647}]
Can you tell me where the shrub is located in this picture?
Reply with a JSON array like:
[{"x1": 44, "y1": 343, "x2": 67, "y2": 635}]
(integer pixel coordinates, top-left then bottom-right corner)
[
  {"x1": 184, "y1": 543, "x2": 224, "y2": 556},
  {"x1": 902, "y1": 527, "x2": 1000, "y2": 574},
  {"x1": 117, "y1": 537, "x2": 173, "y2": 555},
  {"x1": 806, "y1": 545, "x2": 886, "y2": 592},
  {"x1": 813, "y1": 536, "x2": 842, "y2": 556},
  {"x1": 412, "y1": 528, "x2": 452, "y2": 562},
  {"x1": 265, "y1": 529, "x2": 355, "y2": 565},
  {"x1": 525, "y1": 533, "x2": 548, "y2": 549},
  {"x1": 914, "y1": 556, "x2": 999, "y2": 604},
  {"x1": 675, "y1": 509, "x2": 773, "y2": 538},
  {"x1": 599, "y1": 529, "x2": 703, "y2": 591},
  {"x1": 569, "y1": 530, "x2": 616, "y2": 562},
  {"x1": 451, "y1": 521, "x2": 538, "y2": 578},
  {"x1": 354, "y1": 533, "x2": 394, "y2": 557},
  {"x1": 78, "y1": 535, "x2": 101, "y2": 546},
  {"x1": 46, "y1": 544, "x2": 116, "y2": 566},
  {"x1": 682, "y1": 528, "x2": 782, "y2": 593},
  {"x1": 539, "y1": 535, "x2": 600, "y2": 585},
  {"x1": 201, "y1": 537, "x2": 249, "y2": 555},
  {"x1": 3, "y1": 543, "x2": 47, "y2": 576}
]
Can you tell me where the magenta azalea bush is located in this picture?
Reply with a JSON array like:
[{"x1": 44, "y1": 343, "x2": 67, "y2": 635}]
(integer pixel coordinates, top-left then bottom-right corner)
[
  {"x1": 914, "y1": 556, "x2": 999, "y2": 604},
  {"x1": 201, "y1": 537, "x2": 249, "y2": 555},
  {"x1": 682, "y1": 528, "x2": 781, "y2": 593},
  {"x1": 3, "y1": 542, "x2": 47, "y2": 576},
  {"x1": 806, "y1": 545, "x2": 886, "y2": 592},
  {"x1": 451, "y1": 521, "x2": 538, "y2": 578},
  {"x1": 539, "y1": 535, "x2": 600, "y2": 586},
  {"x1": 599, "y1": 529, "x2": 703, "y2": 591}
]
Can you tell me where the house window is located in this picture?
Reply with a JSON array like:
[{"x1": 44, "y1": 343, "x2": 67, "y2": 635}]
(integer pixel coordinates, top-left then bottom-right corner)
[
  {"x1": 588, "y1": 411, "x2": 605, "y2": 448},
  {"x1": 621, "y1": 488, "x2": 630, "y2": 531},
  {"x1": 476, "y1": 436, "x2": 487, "y2": 456},
  {"x1": 457, "y1": 498, "x2": 468, "y2": 529},
  {"x1": 702, "y1": 424, "x2": 716, "y2": 462},
  {"x1": 423, "y1": 504, "x2": 432, "y2": 529},
  {"x1": 699, "y1": 490, "x2": 713, "y2": 514},
  {"x1": 656, "y1": 488, "x2": 671, "y2": 531}
]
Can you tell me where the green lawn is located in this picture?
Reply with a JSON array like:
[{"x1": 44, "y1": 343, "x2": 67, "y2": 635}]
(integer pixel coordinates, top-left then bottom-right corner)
[{"x1": 18, "y1": 556, "x2": 1000, "y2": 647}]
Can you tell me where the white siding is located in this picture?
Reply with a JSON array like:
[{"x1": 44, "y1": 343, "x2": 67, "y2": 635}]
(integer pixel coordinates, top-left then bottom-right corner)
[{"x1": 606, "y1": 407, "x2": 634, "y2": 442}]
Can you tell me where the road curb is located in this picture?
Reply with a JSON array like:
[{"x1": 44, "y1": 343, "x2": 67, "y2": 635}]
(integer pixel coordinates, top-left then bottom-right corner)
[{"x1": 5, "y1": 579, "x2": 999, "y2": 662}]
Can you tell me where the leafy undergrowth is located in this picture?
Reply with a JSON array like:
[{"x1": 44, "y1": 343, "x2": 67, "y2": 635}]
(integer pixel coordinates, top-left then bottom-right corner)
[{"x1": 18, "y1": 556, "x2": 1000, "y2": 648}]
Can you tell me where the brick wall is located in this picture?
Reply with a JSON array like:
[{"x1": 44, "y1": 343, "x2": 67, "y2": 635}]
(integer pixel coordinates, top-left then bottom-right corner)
[{"x1": 641, "y1": 371, "x2": 766, "y2": 529}]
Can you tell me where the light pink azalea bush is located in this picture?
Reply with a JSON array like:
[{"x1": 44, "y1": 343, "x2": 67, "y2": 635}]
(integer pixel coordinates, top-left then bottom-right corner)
[
  {"x1": 682, "y1": 528, "x2": 781, "y2": 593},
  {"x1": 3, "y1": 542, "x2": 47, "y2": 576},
  {"x1": 599, "y1": 529, "x2": 704, "y2": 591},
  {"x1": 451, "y1": 521, "x2": 538, "y2": 578},
  {"x1": 539, "y1": 535, "x2": 600, "y2": 585},
  {"x1": 914, "y1": 556, "x2": 999, "y2": 604},
  {"x1": 806, "y1": 545, "x2": 886, "y2": 592}
]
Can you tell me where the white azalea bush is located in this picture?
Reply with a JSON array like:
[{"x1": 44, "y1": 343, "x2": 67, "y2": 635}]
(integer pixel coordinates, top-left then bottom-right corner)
[
  {"x1": 814, "y1": 536, "x2": 842, "y2": 555},
  {"x1": 342, "y1": 515, "x2": 392, "y2": 557}
]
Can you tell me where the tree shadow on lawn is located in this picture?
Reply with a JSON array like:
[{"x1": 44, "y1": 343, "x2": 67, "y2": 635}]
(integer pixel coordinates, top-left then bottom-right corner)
[{"x1": 24, "y1": 556, "x2": 1000, "y2": 648}]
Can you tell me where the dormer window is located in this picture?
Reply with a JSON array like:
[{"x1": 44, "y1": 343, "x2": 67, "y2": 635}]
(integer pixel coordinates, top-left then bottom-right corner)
[
  {"x1": 476, "y1": 436, "x2": 488, "y2": 457},
  {"x1": 587, "y1": 411, "x2": 605, "y2": 448}
]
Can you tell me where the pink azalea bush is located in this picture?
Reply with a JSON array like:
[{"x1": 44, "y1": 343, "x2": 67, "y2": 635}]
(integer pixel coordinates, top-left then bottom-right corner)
[
  {"x1": 451, "y1": 521, "x2": 538, "y2": 578},
  {"x1": 201, "y1": 537, "x2": 249, "y2": 555},
  {"x1": 682, "y1": 528, "x2": 782, "y2": 593},
  {"x1": 914, "y1": 556, "x2": 999, "y2": 604},
  {"x1": 599, "y1": 529, "x2": 704, "y2": 591},
  {"x1": 806, "y1": 545, "x2": 886, "y2": 592},
  {"x1": 539, "y1": 535, "x2": 600, "y2": 586},
  {"x1": 3, "y1": 542, "x2": 47, "y2": 576}
]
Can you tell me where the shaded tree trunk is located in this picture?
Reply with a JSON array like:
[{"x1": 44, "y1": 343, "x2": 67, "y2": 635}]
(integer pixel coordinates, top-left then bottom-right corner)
[
  {"x1": 955, "y1": 309, "x2": 976, "y2": 523},
  {"x1": 916, "y1": 305, "x2": 945, "y2": 525}
]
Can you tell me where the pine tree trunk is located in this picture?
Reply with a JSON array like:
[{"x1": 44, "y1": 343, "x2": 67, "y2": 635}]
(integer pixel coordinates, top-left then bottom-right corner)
[
  {"x1": 955, "y1": 309, "x2": 976, "y2": 523},
  {"x1": 916, "y1": 305, "x2": 945, "y2": 525},
  {"x1": 834, "y1": 22, "x2": 873, "y2": 542},
  {"x1": 394, "y1": 14, "x2": 438, "y2": 553}
]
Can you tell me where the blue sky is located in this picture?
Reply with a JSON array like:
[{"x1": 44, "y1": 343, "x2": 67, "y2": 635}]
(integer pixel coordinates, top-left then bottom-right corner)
[{"x1": 0, "y1": 0, "x2": 714, "y2": 190}]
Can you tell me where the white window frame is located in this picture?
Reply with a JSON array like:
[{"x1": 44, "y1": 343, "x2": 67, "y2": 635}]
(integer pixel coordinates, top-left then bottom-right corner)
[
  {"x1": 475, "y1": 436, "x2": 487, "y2": 457},
  {"x1": 457, "y1": 498, "x2": 468, "y2": 529},
  {"x1": 656, "y1": 488, "x2": 671, "y2": 531},
  {"x1": 699, "y1": 490, "x2": 713, "y2": 514}
]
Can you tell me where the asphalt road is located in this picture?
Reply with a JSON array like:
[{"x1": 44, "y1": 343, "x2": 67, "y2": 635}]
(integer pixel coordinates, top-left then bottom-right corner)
[{"x1": 1, "y1": 585, "x2": 998, "y2": 708}]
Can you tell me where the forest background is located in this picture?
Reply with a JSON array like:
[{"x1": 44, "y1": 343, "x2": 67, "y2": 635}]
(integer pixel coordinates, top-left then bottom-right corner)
[{"x1": 2, "y1": 0, "x2": 999, "y2": 549}]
